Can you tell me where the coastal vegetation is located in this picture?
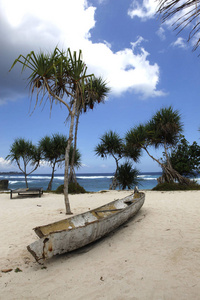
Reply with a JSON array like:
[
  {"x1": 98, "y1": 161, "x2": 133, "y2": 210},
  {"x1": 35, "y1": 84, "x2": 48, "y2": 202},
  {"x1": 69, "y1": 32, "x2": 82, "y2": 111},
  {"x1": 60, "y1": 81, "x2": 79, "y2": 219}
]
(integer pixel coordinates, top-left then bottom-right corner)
[
  {"x1": 170, "y1": 136, "x2": 200, "y2": 177},
  {"x1": 6, "y1": 138, "x2": 40, "y2": 188},
  {"x1": 10, "y1": 47, "x2": 109, "y2": 214},
  {"x1": 6, "y1": 134, "x2": 82, "y2": 191},
  {"x1": 8, "y1": 47, "x2": 200, "y2": 194},
  {"x1": 39, "y1": 134, "x2": 67, "y2": 191},
  {"x1": 94, "y1": 131, "x2": 140, "y2": 190},
  {"x1": 125, "y1": 106, "x2": 190, "y2": 185},
  {"x1": 116, "y1": 162, "x2": 139, "y2": 190},
  {"x1": 95, "y1": 131, "x2": 124, "y2": 189},
  {"x1": 6, "y1": 104, "x2": 200, "y2": 192},
  {"x1": 96, "y1": 106, "x2": 200, "y2": 190}
]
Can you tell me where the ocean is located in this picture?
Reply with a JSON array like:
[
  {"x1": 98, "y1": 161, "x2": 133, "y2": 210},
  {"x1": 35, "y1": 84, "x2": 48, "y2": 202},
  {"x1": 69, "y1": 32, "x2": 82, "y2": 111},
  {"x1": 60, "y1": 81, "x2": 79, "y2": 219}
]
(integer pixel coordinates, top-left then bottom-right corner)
[{"x1": 1, "y1": 172, "x2": 200, "y2": 192}]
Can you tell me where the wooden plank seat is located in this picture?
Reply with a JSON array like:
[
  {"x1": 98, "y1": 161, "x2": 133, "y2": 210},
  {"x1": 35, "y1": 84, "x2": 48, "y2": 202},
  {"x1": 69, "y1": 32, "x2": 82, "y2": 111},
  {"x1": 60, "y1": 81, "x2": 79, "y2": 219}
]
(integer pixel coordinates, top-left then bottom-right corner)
[{"x1": 10, "y1": 188, "x2": 43, "y2": 199}]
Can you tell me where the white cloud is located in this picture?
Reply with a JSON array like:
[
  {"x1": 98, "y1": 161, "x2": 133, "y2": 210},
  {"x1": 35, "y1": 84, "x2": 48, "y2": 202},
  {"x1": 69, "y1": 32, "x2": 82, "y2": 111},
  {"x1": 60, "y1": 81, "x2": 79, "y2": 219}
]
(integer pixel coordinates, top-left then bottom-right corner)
[
  {"x1": 156, "y1": 27, "x2": 166, "y2": 41},
  {"x1": 81, "y1": 38, "x2": 163, "y2": 98},
  {"x1": 96, "y1": 0, "x2": 107, "y2": 3},
  {"x1": 131, "y1": 36, "x2": 146, "y2": 48},
  {"x1": 0, "y1": 0, "x2": 163, "y2": 103},
  {"x1": 0, "y1": 157, "x2": 16, "y2": 171},
  {"x1": 128, "y1": 0, "x2": 157, "y2": 20},
  {"x1": 103, "y1": 40, "x2": 112, "y2": 49},
  {"x1": 0, "y1": 0, "x2": 96, "y2": 47},
  {"x1": 171, "y1": 37, "x2": 187, "y2": 49},
  {"x1": 127, "y1": 0, "x2": 196, "y2": 51}
]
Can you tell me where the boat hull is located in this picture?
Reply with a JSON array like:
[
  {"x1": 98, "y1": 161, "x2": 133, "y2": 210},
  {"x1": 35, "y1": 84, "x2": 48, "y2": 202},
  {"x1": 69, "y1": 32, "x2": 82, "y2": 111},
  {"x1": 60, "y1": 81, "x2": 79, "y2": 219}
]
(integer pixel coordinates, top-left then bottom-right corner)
[{"x1": 27, "y1": 192, "x2": 145, "y2": 261}]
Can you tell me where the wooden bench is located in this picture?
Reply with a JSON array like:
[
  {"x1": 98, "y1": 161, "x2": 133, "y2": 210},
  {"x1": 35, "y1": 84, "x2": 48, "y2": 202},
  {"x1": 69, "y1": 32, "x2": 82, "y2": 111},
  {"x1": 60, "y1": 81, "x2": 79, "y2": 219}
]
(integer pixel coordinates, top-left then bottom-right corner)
[{"x1": 10, "y1": 188, "x2": 43, "y2": 199}]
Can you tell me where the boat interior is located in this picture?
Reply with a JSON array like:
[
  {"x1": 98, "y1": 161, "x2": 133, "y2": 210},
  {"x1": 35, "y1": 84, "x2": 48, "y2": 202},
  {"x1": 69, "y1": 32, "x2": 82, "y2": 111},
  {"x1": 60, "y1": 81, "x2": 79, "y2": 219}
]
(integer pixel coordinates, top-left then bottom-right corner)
[{"x1": 34, "y1": 195, "x2": 139, "y2": 238}]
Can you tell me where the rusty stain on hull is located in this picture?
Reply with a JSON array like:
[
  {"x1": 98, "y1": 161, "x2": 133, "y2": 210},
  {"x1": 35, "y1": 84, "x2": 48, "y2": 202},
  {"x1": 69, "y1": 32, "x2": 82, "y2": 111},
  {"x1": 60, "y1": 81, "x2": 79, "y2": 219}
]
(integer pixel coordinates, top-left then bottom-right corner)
[{"x1": 27, "y1": 192, "x2": 145, "y2": 261}]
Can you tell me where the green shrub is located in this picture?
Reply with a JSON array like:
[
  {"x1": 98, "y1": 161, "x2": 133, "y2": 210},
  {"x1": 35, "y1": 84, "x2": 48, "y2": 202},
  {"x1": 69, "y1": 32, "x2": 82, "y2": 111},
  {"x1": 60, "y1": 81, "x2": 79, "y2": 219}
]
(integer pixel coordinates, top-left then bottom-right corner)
[
  {"x1": 152, "y1": 181, "x2": 200, "y2": 191},
  {"x1": 55, "y1": 185, "x2": 64, "y2": 194},
  {"x1": 69, "y1": 182, "x2": 86, "y2": 194},
  {"x1": 55, "y1": 183, "x2": 87, "y2": 194}
]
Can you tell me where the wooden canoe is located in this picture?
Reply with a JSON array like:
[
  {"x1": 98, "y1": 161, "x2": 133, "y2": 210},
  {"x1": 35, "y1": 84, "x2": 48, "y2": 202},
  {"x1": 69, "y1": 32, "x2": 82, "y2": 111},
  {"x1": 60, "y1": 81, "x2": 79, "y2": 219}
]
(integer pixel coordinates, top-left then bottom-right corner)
[{"x1": 27, "y1": 191, "x2": 145, "y2": 261}]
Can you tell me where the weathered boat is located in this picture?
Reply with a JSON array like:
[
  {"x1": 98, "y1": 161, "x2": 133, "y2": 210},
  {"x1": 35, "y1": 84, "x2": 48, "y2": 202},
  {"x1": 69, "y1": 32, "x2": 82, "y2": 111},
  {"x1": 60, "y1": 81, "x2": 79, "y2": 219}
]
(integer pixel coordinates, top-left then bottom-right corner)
[{"x1": 27, "y1": 191, "x2": 145, "y2": 261}]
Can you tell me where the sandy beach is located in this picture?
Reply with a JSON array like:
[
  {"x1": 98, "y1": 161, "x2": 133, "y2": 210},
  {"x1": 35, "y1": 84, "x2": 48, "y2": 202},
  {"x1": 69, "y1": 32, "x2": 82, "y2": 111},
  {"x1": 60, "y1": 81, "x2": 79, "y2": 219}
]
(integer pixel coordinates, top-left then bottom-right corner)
[{"x1": 0, "y1": 190, "x2": 200, "y2": 300}]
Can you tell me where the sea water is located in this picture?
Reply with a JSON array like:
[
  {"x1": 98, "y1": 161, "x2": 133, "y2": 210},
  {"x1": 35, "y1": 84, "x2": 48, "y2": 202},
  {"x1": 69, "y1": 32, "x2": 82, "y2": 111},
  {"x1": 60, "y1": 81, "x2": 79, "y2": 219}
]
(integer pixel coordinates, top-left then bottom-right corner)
[{"x1": 1, "y1": 172, "x2": 200, "y2": 192}]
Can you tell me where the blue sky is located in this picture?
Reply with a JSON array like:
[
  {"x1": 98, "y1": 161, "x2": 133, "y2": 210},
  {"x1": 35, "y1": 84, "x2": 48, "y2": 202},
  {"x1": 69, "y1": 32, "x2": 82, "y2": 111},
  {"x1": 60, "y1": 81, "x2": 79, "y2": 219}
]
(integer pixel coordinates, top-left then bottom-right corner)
[{"x1": 0, "y1": 0, "x2": 200, "y2": 174}]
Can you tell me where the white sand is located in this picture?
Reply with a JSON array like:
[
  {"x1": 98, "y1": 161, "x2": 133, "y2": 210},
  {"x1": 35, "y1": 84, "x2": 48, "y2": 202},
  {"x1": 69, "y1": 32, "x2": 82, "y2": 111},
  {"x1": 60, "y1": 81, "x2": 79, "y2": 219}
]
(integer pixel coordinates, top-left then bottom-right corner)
[{"x1": 0, "y1": 190, "x2": 200, "y2": 300}]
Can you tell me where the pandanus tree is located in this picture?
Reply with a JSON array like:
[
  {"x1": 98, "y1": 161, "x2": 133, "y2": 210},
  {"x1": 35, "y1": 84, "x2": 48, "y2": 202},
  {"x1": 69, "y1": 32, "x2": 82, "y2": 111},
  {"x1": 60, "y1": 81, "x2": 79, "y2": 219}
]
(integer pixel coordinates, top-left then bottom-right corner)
[
  {"x1": 10, "y1": 47, "x2": 96, "y2": 214},
  {"x1": 95, "y1": 131, "x2": 124, "y2": 189},
  {"x1": 39, "y1": 134, "x2": 81, "y2": 191},
  {"x1": 68, "y1": 76, "x2": 110, "y2": 184},
  {"x1": 95, "y1": 130, "x2": 141, "y2": 189},
  {"x1": 157, "y1": 0, "x2": 200, "y2": 51},
  {"x1": 125, "y1": 106, "x2": 190, "y2": 185},
  {"x1": 6, "y1": 138, "x2": 41, "y2": 188}
]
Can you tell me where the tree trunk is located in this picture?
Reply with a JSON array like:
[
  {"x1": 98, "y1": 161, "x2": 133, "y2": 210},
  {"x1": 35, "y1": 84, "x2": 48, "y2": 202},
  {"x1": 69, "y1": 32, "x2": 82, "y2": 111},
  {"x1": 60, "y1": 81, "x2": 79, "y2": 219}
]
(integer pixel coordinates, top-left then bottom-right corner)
[
  {"x1": 109, "y1": 156, "x2": 120, "y2": 190},
  {"x1": 63, "y1": 100, "x2": 77, "y2": 214},
  {"x1": 47, "y1": 163, "x2": 56, "y2": 191},
  {"x1": 24, "y1": 163, "x2": 28, "y2": 188},
  {"x1": 144, "y1": 147, "x2": 190, "y2": 185},
  {"x1": 159, "y1": 165, "x2": 191, "y2": 185},
  {"x1": 69, "y1": 111, "x2": 79, "y2": 184},
  {"x1": 25, "y1": 173, "x2": 28, "y2": 188},
  {"x1": 109, "y1": 175, "x2": 119, "y2": 190}
]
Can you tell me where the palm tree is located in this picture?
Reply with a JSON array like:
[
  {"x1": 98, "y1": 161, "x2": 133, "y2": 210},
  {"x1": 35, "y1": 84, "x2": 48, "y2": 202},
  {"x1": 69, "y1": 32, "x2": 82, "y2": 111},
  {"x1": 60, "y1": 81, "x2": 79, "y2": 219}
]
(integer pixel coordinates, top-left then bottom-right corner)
[
  {"x1": 116, "y1": 162, "x2": 139, "y2": 190},
  {"x1": 157, "y1": 0, "x2": 200, "y2": 51},
  {"x1": 39, "y1": 134, "x2": 82, "y2": 190},
  {"x1": 39, "y1": 134, "x2": 67, "y2": 191},
  {"x1": 83, "y1": 76, "x2": 110, "y2": 111},
  {"x1": 125, "y1": 106, "x2": 190, "y2": 184},
  {"x1": 10, "y1": 47, "x2": 94, "y2": 214},
  {"x1": 148, "y1": 106, "x2": 182, "y2": 157},
  {"x1": 95, "y1": 131, "x2": 124, "y2": 189},
  {"x1": 68, "y1": 76, "x2": 110, "y2": 183},
  {"x1": 6, "y1": 138, "x2": 40, "y2": 188}
]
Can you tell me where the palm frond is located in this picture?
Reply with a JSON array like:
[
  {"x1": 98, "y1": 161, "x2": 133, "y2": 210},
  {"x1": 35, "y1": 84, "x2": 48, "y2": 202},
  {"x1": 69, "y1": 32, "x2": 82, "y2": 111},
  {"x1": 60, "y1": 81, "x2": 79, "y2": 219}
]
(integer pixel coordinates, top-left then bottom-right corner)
[{"x1": 157, "y1": 0, "x2": 200, "y2": 51}]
